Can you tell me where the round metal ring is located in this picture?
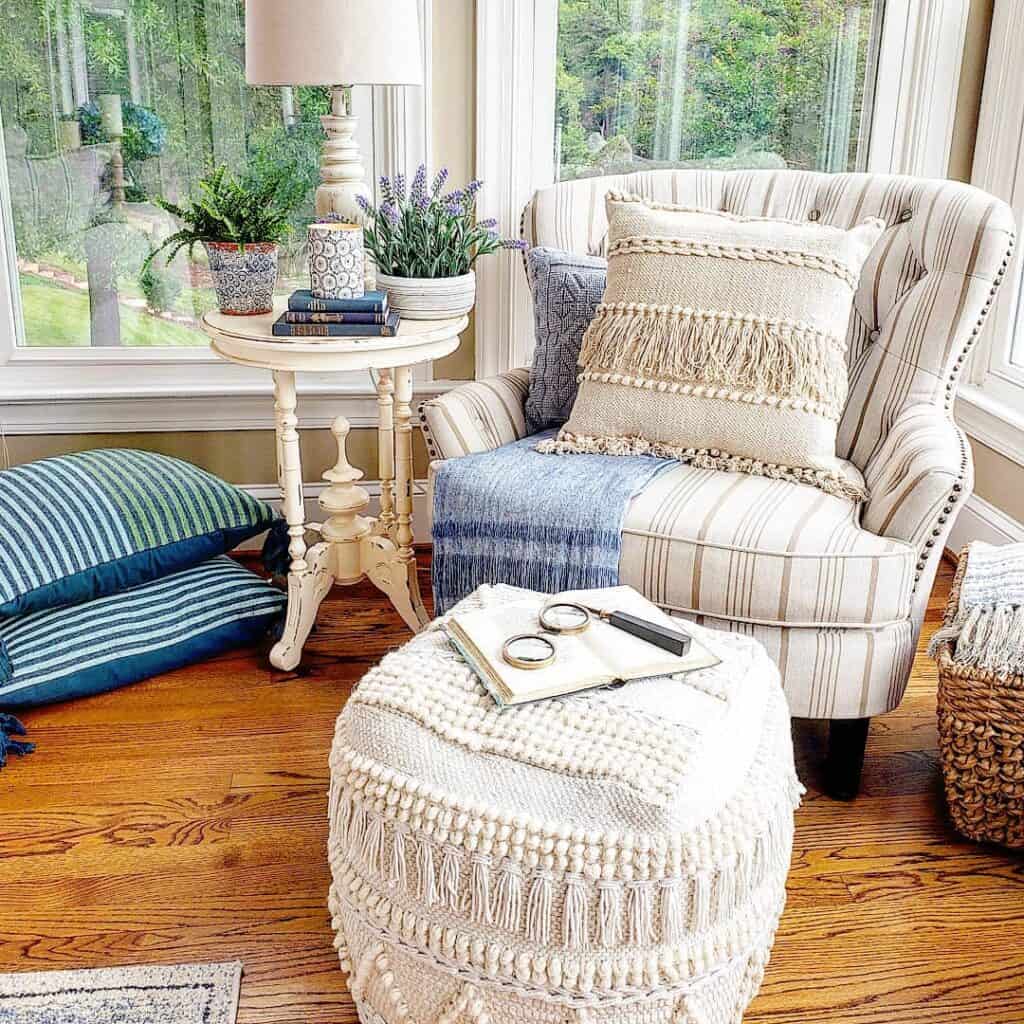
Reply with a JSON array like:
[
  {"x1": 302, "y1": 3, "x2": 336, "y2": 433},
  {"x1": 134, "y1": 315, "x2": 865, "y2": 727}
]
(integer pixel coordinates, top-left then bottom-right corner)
[
  {"x1": 501, "y1": 633, "x2": 557, "y2": 670},
  {"x1": 538, "y1": 602, "x2": 592, "y2": 635}
]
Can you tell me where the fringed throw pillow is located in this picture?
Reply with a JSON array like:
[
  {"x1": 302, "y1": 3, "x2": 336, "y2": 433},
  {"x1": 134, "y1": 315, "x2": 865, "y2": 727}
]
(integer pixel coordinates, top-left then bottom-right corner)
[{"x1": 537, "y1": 192, "x2": 885, "y2": 500}]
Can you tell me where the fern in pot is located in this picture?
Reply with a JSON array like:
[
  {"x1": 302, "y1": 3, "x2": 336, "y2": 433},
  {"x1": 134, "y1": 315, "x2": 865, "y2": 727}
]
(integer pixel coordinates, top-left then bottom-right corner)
[
  {"x1": 143, "y1": 164, "x2": 303, "y2": 316},
  {"x1": 357, "y1": 165, "x2": 526, "y2": 320}
]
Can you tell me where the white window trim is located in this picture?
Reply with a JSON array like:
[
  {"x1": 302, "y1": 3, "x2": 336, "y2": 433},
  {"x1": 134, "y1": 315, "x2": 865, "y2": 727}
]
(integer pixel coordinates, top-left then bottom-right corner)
[
  {"x1": 474, "y1": 0, "x2": 557, "y2": 378},
  {"x1": 0, "y1": 0, "x2": 448, "y2": 435},
  {"x1": 957, "y1": 0, "x2": 1024, "y2": 469},
  {"x1": 474, "y1": 0, "x2": 969, "y2": 377},
  {"x1": 866, "y1": 0, "x2": 969, "y2": 178}
]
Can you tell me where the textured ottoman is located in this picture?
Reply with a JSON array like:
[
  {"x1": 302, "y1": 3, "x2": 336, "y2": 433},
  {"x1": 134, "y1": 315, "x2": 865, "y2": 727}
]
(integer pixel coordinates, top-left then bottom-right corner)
[{"x1": 328, "y1": 585, "x2": 802, "y2": 1023}]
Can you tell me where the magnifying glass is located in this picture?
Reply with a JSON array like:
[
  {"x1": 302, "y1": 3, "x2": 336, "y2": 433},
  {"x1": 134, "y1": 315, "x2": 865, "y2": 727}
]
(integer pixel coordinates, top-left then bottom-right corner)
[
  {"x1": 538, "y1": 602, "x2": 592, "y2": 634},
  {"x1": 501, "y1": 633, "x2": 557, "y2": 669},
  {"x1": 500, "y1": 599, "x2": 690, "y2": 670},
  {"x1": 501, "y1": 602, "x2": 594, "y2": 669}
]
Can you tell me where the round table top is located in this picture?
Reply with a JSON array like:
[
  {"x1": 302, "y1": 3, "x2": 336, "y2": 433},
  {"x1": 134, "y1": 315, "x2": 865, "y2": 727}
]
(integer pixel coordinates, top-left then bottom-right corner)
[{"x1": 203, "y1": 300, "x2": 468, "y2": 373}]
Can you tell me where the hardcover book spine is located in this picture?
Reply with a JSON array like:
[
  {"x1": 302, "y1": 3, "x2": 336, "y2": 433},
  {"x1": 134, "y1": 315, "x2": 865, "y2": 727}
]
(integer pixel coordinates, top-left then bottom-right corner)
[
  {"x1": 285, "y1": 312, "x2": 387, "y2": 324},
  {"x1": 272, "y1": 312, "x2": 401, "y2": 337},
  {"x1": 288, "y1": 292, "x2": 387, "y2": 313}
]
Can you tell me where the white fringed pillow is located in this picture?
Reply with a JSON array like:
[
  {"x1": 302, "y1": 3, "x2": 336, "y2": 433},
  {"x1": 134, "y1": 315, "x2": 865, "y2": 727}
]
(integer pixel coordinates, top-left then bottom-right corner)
[{"x1": 537, "y1": 192, "x2": 885, "y2": 500}]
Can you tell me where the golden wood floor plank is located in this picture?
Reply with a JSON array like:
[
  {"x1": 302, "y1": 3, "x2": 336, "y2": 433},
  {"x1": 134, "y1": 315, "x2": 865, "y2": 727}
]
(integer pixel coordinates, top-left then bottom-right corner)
[{"x1": 1, "y1": 558, "x2": 1022, "y2": 1022}]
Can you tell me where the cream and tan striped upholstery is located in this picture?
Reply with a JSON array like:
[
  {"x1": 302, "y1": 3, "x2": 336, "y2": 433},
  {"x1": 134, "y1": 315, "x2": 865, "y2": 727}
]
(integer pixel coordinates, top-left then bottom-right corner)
[{"x1": 421, "y1": 170, "x2": 1014, "y2": 720}]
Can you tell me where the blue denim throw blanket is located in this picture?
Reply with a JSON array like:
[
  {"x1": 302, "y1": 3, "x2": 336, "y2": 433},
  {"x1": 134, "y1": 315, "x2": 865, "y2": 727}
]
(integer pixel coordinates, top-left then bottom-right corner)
[{"x1": 432, "y1": 432, "x2": 673, "y2": 615}]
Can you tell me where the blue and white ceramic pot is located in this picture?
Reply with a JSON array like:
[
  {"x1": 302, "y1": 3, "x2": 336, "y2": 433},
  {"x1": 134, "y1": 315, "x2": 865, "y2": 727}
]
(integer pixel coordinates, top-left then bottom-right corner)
[
  {"x1": 204, "y1": 241, "x2": 278, "y2": 316},
  {"x1": 308, "y1": 222, "x2": 365, "y2": 299}
]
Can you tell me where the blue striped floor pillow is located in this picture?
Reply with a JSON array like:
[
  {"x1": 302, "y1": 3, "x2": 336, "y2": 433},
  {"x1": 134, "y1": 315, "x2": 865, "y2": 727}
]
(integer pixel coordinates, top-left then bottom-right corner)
[
  {"x1": 0, "y1": 557, "x2": 286, "y2": 708},
  {"x1": 0, "y1": 450, "x2": 278, "y2": 618}
]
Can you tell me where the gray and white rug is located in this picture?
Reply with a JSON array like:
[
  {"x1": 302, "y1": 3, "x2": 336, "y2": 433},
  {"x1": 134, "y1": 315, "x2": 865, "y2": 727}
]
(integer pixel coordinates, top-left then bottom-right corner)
[{"x1": 0, "y1": 961, "x2": 242, "y2": 1023}]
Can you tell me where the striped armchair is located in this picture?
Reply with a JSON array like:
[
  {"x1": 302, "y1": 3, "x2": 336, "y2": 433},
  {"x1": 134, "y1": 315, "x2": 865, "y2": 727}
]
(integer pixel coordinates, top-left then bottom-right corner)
[{"x1": 421, "y1": 169, "x2": 1015, "y2": 798}]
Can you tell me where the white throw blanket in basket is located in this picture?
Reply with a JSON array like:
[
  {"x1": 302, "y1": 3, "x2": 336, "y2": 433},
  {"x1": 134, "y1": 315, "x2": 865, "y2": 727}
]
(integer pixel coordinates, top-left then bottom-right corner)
[{"x1": 929, "y1": 541, "x2": 1024, "y2": 675}]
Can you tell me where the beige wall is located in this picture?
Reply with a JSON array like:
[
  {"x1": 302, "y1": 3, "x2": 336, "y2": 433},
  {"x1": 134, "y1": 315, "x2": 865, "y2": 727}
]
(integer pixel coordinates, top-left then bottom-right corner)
[
  {"x1": 969, "y1": 439, "x2": 1024, "y2": 523},
  {"x1": 4, "y1": 427, "x2": 430, "y2": 484},
  {"x1": 4, "y1": 0, "x2": 476, "y2": 483},
  {"x1": 948, "y1": 0, "x2": 993, "y2": 183}
]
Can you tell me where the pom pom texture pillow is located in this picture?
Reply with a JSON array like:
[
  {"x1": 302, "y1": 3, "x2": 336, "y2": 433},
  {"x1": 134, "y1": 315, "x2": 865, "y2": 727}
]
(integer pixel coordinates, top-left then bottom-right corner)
[
  {"x1": 538, "y1": 192, "x2": 885, "y2": 499},
  {"x1": 0, "y1": 449, "x2": 278, "y2": 618}
]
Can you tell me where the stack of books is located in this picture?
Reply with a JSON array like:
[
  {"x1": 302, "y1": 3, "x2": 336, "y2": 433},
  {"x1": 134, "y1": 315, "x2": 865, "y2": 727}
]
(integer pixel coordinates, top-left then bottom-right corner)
[{"x1": 272, "y1": 290, "x2": 400, "y2": 338}]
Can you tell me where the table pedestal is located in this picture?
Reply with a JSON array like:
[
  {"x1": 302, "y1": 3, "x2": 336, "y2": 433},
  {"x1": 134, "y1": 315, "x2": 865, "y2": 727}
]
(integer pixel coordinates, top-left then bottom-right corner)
[{"x1": 269, "y1": 365, "x2": 428, "y2": 671}]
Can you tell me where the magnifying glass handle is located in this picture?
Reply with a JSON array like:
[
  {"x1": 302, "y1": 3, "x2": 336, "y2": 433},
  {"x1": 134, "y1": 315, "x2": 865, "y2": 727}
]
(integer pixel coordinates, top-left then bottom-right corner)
[{"x1": 606, "y1": 611, "x2": 691, "y2": 656}]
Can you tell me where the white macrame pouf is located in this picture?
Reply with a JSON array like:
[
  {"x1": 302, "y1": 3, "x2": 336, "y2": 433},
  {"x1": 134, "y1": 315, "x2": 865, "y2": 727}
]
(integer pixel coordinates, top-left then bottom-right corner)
[{"x1": 328, "y1": 585, "x2": 802, "y2": 1023}]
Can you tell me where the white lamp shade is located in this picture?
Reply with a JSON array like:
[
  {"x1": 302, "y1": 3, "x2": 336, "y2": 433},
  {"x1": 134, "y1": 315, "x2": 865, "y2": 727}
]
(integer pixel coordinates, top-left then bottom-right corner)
[{"x1": 245, "y1": 0, "x2": 423, "y2": 86}]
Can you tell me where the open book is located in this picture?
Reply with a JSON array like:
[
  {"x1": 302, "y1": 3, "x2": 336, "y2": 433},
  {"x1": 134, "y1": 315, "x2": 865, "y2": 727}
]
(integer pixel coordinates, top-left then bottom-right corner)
[{"x1": 445, "y1": 586, "x2": 720, "y2": 707}]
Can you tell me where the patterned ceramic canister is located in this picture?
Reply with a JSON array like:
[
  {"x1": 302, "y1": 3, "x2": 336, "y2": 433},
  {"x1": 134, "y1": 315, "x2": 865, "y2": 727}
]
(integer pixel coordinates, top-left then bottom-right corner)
[
  {"x1": 308, "y1": 222, "x2": 365, "y2": 300},
  {"x1": 203, "y1": 241, "x2": 278, "y2": 316}
]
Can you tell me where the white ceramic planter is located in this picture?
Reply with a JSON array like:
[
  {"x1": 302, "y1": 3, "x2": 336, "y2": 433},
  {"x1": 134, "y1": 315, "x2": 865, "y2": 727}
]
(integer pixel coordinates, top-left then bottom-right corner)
[{"x1": 377, "y1": 271, "x2": 475, "y2": 320}]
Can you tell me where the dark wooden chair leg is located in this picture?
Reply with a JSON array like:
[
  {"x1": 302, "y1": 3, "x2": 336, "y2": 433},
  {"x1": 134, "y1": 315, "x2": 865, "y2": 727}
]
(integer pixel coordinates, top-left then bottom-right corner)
[{"x1": 825, "y1": 717, "x2": 871, "y2": 800}]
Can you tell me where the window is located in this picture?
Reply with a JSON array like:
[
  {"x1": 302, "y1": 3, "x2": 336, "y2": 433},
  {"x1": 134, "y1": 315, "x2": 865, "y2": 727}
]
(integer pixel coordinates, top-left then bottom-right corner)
[
  {"x1": 0, "y1": 0, "x2": 326, "y2": 350},
  {"x1": 554, "y1": 0, "x2": 884, "y2": 183},
  {"x1": 477, "y1": 0, "x2": 945, "y2": 378}
]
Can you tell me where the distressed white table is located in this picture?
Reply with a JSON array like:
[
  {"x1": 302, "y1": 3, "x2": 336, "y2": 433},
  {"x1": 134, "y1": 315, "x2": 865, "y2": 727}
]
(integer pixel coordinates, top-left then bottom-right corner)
[{"x1": 203, "y1": 303, "x2": 467, "y2": 670}]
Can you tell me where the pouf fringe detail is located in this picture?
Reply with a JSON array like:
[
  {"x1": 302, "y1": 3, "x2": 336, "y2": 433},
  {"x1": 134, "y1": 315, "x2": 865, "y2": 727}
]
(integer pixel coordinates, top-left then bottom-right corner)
[
  {"x1": 327, "y1": 790, "x2": 797, "y2": 952},
  {"x1": 328, "y1": 587, "x2": 802, "y2": 1021},
  {"x1": 331, "y1": 876, "x2": 786, "y2": 1007}
]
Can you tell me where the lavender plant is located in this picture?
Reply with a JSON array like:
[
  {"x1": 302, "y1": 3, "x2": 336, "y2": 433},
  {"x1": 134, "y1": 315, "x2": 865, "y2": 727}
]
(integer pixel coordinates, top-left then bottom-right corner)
[{"x1": 356, "y1": 165, "x2": 526, "y2": 278}]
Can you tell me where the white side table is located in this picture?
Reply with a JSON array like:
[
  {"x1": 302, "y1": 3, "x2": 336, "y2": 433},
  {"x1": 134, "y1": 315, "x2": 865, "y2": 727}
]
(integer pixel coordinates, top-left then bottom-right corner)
[{"x1": 203, "y1": 302, "x2": 467, "y2": 670}]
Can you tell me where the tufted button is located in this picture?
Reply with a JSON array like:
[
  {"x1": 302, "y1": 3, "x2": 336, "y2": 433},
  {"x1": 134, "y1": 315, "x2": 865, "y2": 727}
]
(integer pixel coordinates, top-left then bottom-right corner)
[
  {"x1": 897, "y1": 208, "x2": 913, "y2": 224},
  {"x1": 869, "y1": 329, "x2": 881, "y2": 342},
  {"x1": 807, "y1": 209, "x2": 820, "y2": 222}
]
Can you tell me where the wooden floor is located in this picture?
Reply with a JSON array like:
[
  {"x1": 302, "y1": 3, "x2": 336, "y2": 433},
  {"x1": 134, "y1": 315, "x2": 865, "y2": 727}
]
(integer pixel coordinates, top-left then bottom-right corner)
[{"x1": 2, "y1": 556, "x2": 1023, "y2": 1022}]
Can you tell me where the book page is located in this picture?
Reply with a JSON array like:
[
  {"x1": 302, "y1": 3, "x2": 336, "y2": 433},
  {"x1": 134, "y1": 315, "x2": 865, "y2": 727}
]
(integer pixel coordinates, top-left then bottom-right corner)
[
  {"x1": 560, "y1": 586, "x2": 720, "y2": 680},
  {"x1": 447, "y1": 587, "x2": 720, "y2": 704},
  {"x1": 448, "y1": 601, "x2": 613, "y2": 701}
]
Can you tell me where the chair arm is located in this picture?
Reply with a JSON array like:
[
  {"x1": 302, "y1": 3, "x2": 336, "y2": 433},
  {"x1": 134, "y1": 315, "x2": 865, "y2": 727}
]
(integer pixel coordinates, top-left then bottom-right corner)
[
  {"x1": 419, "y1": 368, "x2": 531, "y2": 460},
  {"x1": 862, "y1": 404, "x2": 973, "y2": 565}
]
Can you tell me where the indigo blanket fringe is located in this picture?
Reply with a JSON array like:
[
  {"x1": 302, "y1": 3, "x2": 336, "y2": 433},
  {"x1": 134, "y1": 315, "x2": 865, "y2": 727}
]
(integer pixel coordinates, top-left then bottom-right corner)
[{"x1": 431, "y1": 432, "x2": 672, "y2": 615}]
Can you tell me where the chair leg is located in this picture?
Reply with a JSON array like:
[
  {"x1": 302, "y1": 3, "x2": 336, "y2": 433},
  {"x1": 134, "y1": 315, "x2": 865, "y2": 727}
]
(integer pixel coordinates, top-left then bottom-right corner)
[{"x1": 825, "y1": 718, "x2": 871, "y2": 800}]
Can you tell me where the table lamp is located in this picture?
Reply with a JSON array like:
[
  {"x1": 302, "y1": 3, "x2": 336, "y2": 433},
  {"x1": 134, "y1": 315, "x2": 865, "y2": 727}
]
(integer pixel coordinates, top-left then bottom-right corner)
[{"x1": 245, "y1": 0, "x2": 423, "y2": 221}]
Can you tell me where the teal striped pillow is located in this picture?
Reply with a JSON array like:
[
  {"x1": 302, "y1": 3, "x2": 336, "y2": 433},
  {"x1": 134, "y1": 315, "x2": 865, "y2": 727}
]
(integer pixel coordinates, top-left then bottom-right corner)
[
  {"x1": 0, "y1": 556, "x2": 286, "y2": 708},
  {"x1": 0, "y1": 450, "x2": 278, "y2": 618}
]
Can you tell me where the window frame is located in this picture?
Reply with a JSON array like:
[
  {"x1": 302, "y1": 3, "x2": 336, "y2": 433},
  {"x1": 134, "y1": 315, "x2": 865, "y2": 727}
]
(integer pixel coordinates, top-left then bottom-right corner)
[
  {"x1": 0, "y1": 0, "x2": 440, "y2": 434},
  {"x1": 957, "y1": 0, "x2": 1024, "y2": 468},
  {"x1": 474, "y1": 0, "x2": 971, "y2": 377}
]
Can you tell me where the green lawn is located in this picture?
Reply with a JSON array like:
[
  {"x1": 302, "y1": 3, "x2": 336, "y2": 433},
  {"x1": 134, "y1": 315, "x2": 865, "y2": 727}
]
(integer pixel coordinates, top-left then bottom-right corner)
[{"x1": 19, "y1": 274, "x2": 205, "y2": 348}]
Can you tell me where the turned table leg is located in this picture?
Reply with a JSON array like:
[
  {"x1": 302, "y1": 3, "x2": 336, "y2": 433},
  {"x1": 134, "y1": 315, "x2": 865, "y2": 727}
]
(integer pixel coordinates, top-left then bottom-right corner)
[
  {"x1": 358, "y1": 366, "x2": 429, "y2": 632},
  {"x1": 376, "y1": 368, "x2": 396, "y2": 540},
  {"x1": 269, "y1": 371, "x2": 334, "y2": 672},
  {"x1": 321, "y1": 416, "x2": 372, "y2": 582},
  {"x1": 274, "y1": 371, "x2": 307, "y2": 574},
  {"x1": 393, "y1": 366, "x2": 429, "y2": 627}
]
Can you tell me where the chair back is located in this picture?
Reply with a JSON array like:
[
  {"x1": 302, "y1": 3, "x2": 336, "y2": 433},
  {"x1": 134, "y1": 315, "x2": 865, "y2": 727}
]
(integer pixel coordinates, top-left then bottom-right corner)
[{"x1": 522, "y1": 169, "x2": 1014, "y2": 469}]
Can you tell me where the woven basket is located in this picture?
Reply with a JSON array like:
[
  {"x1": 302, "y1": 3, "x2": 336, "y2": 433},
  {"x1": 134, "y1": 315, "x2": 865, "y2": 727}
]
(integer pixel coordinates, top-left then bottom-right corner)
[{"x1": 935, "y1": 547, "x2": 1024, "y2": 848}]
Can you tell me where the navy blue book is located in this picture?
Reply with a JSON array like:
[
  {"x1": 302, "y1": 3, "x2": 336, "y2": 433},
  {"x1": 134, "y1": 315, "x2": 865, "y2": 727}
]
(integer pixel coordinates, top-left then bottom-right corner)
[
  {"x1": 272, "y1": 310, "x2": 401, "y2": 338},
  {"x1": 284, "y1": 310, "x2": 387, "y2": 324},
  {"x1": 288, "y1": 289, "x2": 388, "y2": 313}
]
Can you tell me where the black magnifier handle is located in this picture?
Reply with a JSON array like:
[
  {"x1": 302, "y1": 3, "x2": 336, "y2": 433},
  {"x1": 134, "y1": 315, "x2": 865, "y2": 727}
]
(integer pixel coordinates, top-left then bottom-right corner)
[{"x1": 596, "y1": 610, "x2": 691, "y2": 656}]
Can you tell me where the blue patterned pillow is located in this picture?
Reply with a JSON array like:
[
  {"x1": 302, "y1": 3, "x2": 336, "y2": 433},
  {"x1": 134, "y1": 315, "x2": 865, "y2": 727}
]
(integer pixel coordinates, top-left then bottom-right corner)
[
  {"x1": 0, "y1": 450, "x2": 278, "y2": 618},
  {"x1": 525, "y1": 247, "x2": 607, "y2": 431},
  {"x1": 0, "y1": 556, "x2": 286, "y2": 708}
]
